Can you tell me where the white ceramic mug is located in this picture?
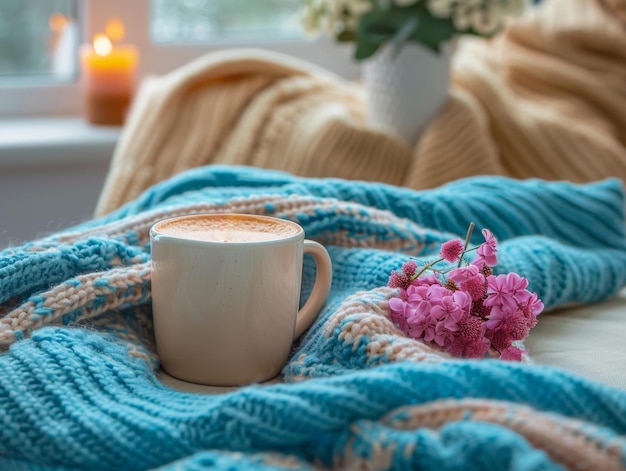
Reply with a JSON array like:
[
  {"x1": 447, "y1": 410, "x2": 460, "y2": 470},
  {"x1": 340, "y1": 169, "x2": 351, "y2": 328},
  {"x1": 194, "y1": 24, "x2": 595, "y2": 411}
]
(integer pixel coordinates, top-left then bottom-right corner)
[{"x1": 150, "y1": 213, "x2": 332, "y2": 386}]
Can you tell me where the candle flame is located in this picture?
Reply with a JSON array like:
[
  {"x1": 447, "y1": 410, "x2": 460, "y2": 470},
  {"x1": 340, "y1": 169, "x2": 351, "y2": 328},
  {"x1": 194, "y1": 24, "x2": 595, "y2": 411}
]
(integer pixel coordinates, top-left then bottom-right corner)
[
  {"x1": 93, "y1": 34, "x2": 113, "y2": 56},
  {"x1": 106, "y1": 18, "x2": 125, "y2": 42},
  {"x1": 49, "y1": 13, "x2": 68, "y2": 33}
]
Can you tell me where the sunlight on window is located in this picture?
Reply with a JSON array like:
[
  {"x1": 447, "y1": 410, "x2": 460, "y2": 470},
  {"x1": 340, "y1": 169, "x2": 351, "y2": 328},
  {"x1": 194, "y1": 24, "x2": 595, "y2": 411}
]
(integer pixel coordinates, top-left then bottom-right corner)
[
  {"x1": 0, "y1": 0, "x2": 78, "y2": 80},
  {"x1": 150, "y1": 0, "x2": 303, "y2": 43}
]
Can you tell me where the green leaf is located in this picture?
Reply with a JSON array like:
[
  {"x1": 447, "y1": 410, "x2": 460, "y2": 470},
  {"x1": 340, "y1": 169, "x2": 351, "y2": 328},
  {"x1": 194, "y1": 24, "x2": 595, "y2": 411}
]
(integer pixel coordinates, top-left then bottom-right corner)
[
  {"x1": 353, "y1": 2, "x2": 456, "y2": 60},
  {"x1": 358, "y1": 7, "x2": 411, "y2": 47},
  {"x1": 408, "y1": 2, "x2": 456, "y2": 53},
  {"x1": 354, "y1": 39, "x2": 383, "y2": 60}
]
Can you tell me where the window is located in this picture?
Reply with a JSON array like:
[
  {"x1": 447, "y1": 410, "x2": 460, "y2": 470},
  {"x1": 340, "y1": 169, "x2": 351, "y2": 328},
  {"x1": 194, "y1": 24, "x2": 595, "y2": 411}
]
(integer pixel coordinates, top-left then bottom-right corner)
[
  {"x1": 0, "y1": 0, "x2": 358, "y2": 118},
  {"x1": 151, "y1": 0, "x2": 302, "y2": 43},
  {"x1": 0, "y1": 0, "x2": 83, "y2": 117},
  {"x1": 0, "y1": 0, "x2": 78, "y2": 81}
]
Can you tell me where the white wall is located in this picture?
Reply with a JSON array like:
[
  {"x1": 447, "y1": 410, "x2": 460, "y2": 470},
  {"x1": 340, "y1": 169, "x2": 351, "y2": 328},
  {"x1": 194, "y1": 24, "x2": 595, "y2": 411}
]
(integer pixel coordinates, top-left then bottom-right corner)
[{"x1": 0, "y1": 118, "x2": 118, "y2": 249}]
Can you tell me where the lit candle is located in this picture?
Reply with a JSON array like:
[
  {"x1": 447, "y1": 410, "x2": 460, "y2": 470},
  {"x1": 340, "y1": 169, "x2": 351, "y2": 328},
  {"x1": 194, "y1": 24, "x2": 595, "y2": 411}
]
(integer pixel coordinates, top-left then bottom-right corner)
[{"x1": 80, "y1": 29, "x2": 138, "y2": 126}]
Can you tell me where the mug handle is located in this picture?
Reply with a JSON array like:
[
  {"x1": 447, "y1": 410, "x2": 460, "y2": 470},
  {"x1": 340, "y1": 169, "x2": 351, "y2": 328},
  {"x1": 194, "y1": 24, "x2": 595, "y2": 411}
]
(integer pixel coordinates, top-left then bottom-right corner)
[{"x1": 294, "y1": 240, "x2": 333, "y2": 339}]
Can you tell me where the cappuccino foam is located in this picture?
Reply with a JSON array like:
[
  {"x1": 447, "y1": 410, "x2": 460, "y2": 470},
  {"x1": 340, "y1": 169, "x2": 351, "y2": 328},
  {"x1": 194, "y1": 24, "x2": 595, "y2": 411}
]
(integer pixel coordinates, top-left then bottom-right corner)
[{"x1": 155, "y1": 214, "x2": 301, "y2": 243}]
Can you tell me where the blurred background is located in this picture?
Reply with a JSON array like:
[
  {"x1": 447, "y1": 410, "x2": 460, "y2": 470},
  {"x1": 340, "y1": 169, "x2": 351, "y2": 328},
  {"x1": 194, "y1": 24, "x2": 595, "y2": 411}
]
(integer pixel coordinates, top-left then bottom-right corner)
[
  {"x1": 0, "y1": 0, "x2": 304, "y2": 80},
  {"x1": 0, "y1": 0, "x2": 357, "y2": 248}
]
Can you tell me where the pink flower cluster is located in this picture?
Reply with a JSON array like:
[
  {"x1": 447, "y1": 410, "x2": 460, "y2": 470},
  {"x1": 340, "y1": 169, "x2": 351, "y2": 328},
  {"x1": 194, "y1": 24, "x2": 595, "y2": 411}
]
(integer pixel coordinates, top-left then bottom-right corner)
[{"x1": 387, "y1": 227, "x2": 543, "y2": 361}]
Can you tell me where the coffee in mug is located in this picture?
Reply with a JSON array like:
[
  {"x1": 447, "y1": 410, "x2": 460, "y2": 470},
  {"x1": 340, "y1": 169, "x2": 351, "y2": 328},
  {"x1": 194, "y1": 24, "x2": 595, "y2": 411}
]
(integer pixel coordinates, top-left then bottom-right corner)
[
  {"x1": 150, "y1": 213, "x2": 332, "y2": 386},
  {"x1": 154, "y1": 214, "x2": 300, "y2": 243}
]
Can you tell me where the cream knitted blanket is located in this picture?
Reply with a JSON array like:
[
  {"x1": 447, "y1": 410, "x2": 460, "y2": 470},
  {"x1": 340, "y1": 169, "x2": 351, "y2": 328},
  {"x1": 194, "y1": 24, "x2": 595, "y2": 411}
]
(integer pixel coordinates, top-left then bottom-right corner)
[{"x1": 96, "y1": 0, "x2": 626, "y2": 216}]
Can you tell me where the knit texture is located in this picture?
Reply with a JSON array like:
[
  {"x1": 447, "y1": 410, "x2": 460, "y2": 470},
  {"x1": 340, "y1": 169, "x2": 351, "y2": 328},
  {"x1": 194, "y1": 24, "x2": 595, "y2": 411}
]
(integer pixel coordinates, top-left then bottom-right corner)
[
  {"x1": 95, "y1": 0, "x2": 626, "y2": 216},
  {"x1": 2, "y1": 166, "x2": 626, "y2": 470}
]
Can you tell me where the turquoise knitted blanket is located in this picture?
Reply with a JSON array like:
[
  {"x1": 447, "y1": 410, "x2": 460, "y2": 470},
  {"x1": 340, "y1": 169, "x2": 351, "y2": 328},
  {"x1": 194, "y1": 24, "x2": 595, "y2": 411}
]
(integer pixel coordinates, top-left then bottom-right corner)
[{"x1": 1, "y1": 165, "x2": 626, "y2": 470}]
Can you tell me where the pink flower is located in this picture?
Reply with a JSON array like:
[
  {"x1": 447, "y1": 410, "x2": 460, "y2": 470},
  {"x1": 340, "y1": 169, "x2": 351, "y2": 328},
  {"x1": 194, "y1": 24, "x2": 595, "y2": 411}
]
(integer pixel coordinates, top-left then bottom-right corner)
[
  {"x1": 487, "y1": 328, "x2": 515, "y2": 352},
  {"x1": 433, "y1": 321, "x2": 451, "y2": 347},
  {"x1": 525, "y1": 292, "x2": 544, "y2": 316},
  {"x1": 408, "y1": 283, "x2": 449, "y2": 302},
  {"x1": 415, "y1": 299, "x2": 437, "y2": 319},
  {"x1": 461, "y1": 274, "x2": 487, "y2": 301},
  {"x1": 388, "y1": 297, "x2": 404, "y2": 313},
  {"x1": 385, "y1": 224, "x2": 542, "y2": 361},
  {"x1": 406, "y1": 314, "x2": 428, "y2": 339},
  {"x1": 448, "y1": 265, "x2": 480, "y2": 284},
  {"x1": 459, "y1": 314, "x2": 485, "y2": 342},
  {"x1": 453, "y1": 290, "x2": 472, "y2": 315},
  {"x1": 520, "y1": 292, "x2": 543, "y2": 329},
  {"x1": 486, "y1": 305, "x2": 529, "y2": 340},
  {"x1": 500, "y1": 346, "x2": 528, "y2": 362},
  {"x1": 406, "y1": 310, "x2": 431, "y2": 340},
  {"x1": 484, "y1": 273, "x2": 532, "y2": 312},
  {"x1": 431, "y1": 292, "x2": 469, "y2": 333},
  {"x1": 447, "y1": 330, "x2": 489, "y2": 358},
  {"x1": 446, "y1": 314, "x2": 488, "y2": 358},
  {"x1": 507, "y1": 315, "x2": 531, "y2": 341},
  {"x1": 388, "y1": 270, "x2": 409, "y2": 289},
  {"x1": 430, "y1": 295, "x2": 459, "y2": 321},
  {"x1": 402, "y1": 260, "x2": 417, "y2": 277},
  {"x1": 426, "y1": 283, "x2": 449, "y2": 300},
  {"x1": 406, "y1": 283, "x2": 446, "y2": 304},
  {"x1": 482, "y1": 228, "x2": 497, "y2": 250},
  {"x1": 403, "y1": 289, "x2": 450, "y2": 346},
  {"x1": 423, "y1": 312, "x2": 446, "y2": 345},
  {"x1": 463, "y1": 338, "x2": 491, "y2": 358},
  {"x1": 406, "y1": 284, "x2": 424, "y2": 301},
  {"x1": 473, "y1": 229, "x2": 498, "y2": 267},
  {"x1": 471, "y1": 299, "x2": 492, "y2": 319},
  {"x1": 440, "y1": 239, "x2": 464, "y2": 263},
  {"x1": 388, "y1": 297, "x2": 410, "y2": 332},
  {"x1": 408, "y1": 273, "x2": 441, "y2": 288},
  {"x1": 405, "y1": 285, "x2": 446, "y2": 317},
  {"x1": 485, "y1": 304, "x2": 511, "y2": 331}
]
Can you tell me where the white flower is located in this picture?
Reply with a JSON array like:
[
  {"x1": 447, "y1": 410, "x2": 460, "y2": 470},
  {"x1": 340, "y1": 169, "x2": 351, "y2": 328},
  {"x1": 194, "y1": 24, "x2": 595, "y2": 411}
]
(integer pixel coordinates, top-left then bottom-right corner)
[
  {"x1": 349, "y1": 0, "x2": 374, "y2": 15},
  {"x1": 300, "y1": 0, "x2": 328, "y2": 36},
  {"x1": 466, "y1": 5, "x2": 500, "y2": 34},
  {"x1": 301, "y1": 0, "x2": 374, "y2": 39},
  {"x1": 454, "y1": 0, "x2": 493, "y2": 32},
  {"x1": 450, "y1": 0, "x2": 528, "y2": 35},
  {"x1": 302, "y1": 0, "x2": 527, "y2": 41},
  {"x1": 426, "y1": 0, "x2": 455, "y2": 18}
]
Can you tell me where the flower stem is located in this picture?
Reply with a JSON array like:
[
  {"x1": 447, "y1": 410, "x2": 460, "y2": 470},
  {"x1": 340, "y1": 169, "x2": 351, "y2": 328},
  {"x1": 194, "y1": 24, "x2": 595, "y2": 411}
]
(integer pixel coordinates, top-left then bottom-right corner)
[
  {"x1": 411, "y1": 258, "x2": 444, "y2": 279},
  {"x1": 409, "y1": 223, "x2": 477, "y2": 280},
  {"x1": 458, "y1": 222, "x2": 475, "y2": 268}
]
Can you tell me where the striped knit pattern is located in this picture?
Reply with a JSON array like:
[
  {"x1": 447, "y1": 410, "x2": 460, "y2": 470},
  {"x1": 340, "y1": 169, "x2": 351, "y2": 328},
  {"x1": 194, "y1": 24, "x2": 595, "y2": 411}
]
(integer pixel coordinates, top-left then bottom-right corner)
[
  {"x1": 95, "y1": 0, "x2": 626, "y2": 216},
  {"x1": 1, "y1": 166, "x2": 626, "y2": 470}
]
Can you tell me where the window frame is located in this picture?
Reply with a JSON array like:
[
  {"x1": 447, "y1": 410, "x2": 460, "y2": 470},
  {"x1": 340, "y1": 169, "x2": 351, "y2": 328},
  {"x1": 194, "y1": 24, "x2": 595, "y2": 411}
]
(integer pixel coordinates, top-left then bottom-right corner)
[{"x1": 0, "y1": 0, "x2": 359, "y2": 118}]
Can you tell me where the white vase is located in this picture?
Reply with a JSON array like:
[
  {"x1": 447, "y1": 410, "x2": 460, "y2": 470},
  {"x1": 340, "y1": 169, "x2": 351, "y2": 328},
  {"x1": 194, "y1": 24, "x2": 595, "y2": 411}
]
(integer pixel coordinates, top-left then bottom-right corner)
[{"x1": 362, "y1": 40, "x2": 456, "y2": 147}]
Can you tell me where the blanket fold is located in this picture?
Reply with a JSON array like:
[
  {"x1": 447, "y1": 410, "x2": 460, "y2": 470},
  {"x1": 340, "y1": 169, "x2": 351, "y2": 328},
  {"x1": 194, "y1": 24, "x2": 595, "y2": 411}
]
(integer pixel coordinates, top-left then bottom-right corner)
[{"x1": 2, "y1": 166, "x2": 626, "y2": 470}]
